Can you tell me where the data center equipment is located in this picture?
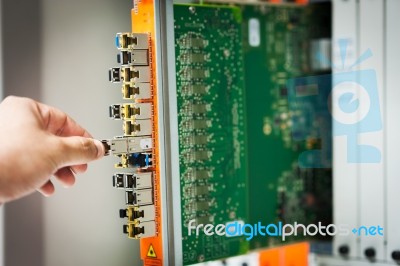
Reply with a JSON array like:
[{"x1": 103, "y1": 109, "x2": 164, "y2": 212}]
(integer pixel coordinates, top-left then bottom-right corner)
[{"x1": 102, "y1": 0, "x2": 400, "y2": 265}]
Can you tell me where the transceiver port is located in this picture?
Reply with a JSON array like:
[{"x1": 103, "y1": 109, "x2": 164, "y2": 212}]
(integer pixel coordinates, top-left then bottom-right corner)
[
  {"x1": 115, "y1": 153, "x2": 153, "y2": 169},
  {"x1": 122, "y1": 221, "x2": 156, "y2": 239},
  {"x1": 125, "y1": 189, "x2": 153, "y2": 205},
  {"x1": 109, "y1": 103, "x2": 152, "y2": 120},
  {"x1": 122, "y1": 83, "x2": 151, "y2": 100},
  {"x1": 124, "y1": 172, "x2": 152, "y2": 190},
  {"x1": 117, "y1": 50, "x2": 149, "y2": 66},
  {"x1": 115, "y1": 33, "x2": 149, "y2": 50},
  {"x1": 119, "y1": 204, "x2": 155, "y2": 223},
  {"x1": 123, "y1": 120, "x2": 152, "y2": 136}
]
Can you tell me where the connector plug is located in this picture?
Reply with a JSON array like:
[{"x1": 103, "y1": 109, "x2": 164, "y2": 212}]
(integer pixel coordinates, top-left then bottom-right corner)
[
  {"x1": 125, "y1": 189, "x2": 153, "y2": 205},
  {"x1": 122, "y1": 83, "x2": 151, "y2": 100},
  {"x1": 109, "y1": 103, "x2": 152, "y2": 120},
  {"x1": 112, "y1": 172, "x2": 153, "y2": 190},
  {"x1": 122, "y1": 221, "x2": 156, "y2": 239},
  {"x1": 115, "y1": 153, "x2": 153, "y2": 169},
  {"x1": 117, "y1": 50, "x2": 149, "y2": 66},
  {"x1": 115, "y1": 33, "x2": 149, "y2": 50},
  {"x1": 119, "y1": 204, "x2": 156, "y2": 223},
  {"x1": 123, "y1": 120, "x2": 152, "y2": 136}
]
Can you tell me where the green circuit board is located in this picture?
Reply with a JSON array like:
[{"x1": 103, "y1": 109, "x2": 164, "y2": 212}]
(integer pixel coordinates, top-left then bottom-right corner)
[
  {"x1": 241, "y1": 3, "x2": 332, "y2": 247},
  {"x1": 173, "y1": 2, "x2": 332, "y2": 264},
  {"x1": 174, "y1": 4, "x2": 249, "y2": 265}
]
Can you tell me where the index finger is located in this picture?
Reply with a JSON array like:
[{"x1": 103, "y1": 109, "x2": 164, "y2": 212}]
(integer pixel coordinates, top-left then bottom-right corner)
[{"x1": 35, "y1": 101, "x2": 92, "y2": 138}]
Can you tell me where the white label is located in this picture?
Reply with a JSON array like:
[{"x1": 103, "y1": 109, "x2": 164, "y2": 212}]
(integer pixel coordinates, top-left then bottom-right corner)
[
  {"x1": 140, "y1": 138, "x2": 152, "y2": 149},
  {"x1": 249, "y1": 18, "x2": 260, "y2": 47}
]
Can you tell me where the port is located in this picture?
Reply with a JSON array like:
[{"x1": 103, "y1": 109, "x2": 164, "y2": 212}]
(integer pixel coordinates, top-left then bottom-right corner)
[
  {"x1": 115, "y1": 153, "x2": 153, "y2": 169},
  {"x1": 109, "y1": 104, "x2": 122, "y2": 119},
  {"x1": 115, "y1": 33, "x2": 149, "y2": 50},
  {"x1": 109, "y1": 66, "x2": 150, "y2": 83},
  {"x1": 125, "y1": 189, "x2": 153, "y2": 205},
  {"x1": 130, "y1": 153, "x2": 153, "y2": 168},
  {"x1": 117, "y1": 50, "x2": 149, "y2": 66},
  {"x1": 113, "y1": 172, "x2": 152, "y2": 190},
  {"x1": 109, "y1": 68, "x2": 121, "y2": 83},
  {"x1": 125, "y1": 172, "x2": 153, "y2": 190},
  {"x1": 120, "y1": 66, "x2": 151, "y2": 83},
  {"x1": 112, "y1": 173, "x2": 124, "y2": 188},
  {"x1": 115, "y1": 154, "x2": 130, "y2": 168},
  {"x1": 119, "y1": 204, "x2": 156, "y2": 223},
  {"x1": 122, "y1": 221, "x2": 156, "y2": 239},
  {"x1": 123, "y1": 119, "x2": 152, "y2": 136},
  {"x1": 112, "y1": 172, "x2": 153, "y2": 189},
  {"x1": 122, "y1": 83, "x2": 151, "y2": 100},
  {"x1": 109, "y1": 103, "x2": 152, "y2": 120},
  {"x1": 104, "y1": 136, "x2": 152, "y2": 155}
]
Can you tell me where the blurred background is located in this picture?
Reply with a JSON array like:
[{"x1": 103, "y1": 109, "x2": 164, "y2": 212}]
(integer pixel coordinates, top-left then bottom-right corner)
[{"x1": 0, "y1": 0, "x2": 143, "y2": 265}]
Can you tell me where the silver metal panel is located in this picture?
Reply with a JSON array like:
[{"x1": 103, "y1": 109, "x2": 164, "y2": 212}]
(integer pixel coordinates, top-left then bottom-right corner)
[
  {"x1": 385, "y1": 0, "x2": 400, "y2": 263},
  {"x1": 358, "y1": 0, "x2": 385, "y2": 261},
  {"x1": 156, "y1": 0, "x2": 181, "y2": 265},
  {"x1": 154, "y1": 0, "x2": 174, "y2": 265},
  {"x1": 332, "y1": 0, "x2": 360, "y2": 259},
  {"x1": 166, "y1": 1, "x2": 184, "y2": 264}
]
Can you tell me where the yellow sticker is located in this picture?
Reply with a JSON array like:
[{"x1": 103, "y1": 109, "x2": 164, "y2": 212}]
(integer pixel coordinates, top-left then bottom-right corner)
[{"x1": 147, "y1": 244, "x2": 157, "y2": 258}]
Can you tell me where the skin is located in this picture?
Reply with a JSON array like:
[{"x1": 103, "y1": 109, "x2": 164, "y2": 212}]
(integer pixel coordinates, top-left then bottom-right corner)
[{"x1": 0, "y1": 96, "x2": 105, "y2": 203}]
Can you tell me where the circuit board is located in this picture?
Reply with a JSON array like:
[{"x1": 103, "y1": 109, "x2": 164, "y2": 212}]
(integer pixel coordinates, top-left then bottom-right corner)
[
  {"x1": 173, "y1": 2, "x2": 332, "y2": 264},
  {"x1": 240, "y1": 3, "x2": 332, "y2": 247},
  {"x1": 174, "y1": 4, "x2": 250, "y2": 265},
  {"x1": 106, "y1": 1, "x2": 333, "y2": 265}
]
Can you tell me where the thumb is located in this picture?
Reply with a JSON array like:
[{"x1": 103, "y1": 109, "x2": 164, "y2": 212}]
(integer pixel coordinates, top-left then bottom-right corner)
[{"x1": 54, "y1": 136, "x2": 105, "y2": 167}]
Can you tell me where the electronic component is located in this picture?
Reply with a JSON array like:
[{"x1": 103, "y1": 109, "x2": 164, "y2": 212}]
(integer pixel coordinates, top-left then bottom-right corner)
[
  {"x1": 183, "y1": 185, "x2": 209, "y2": 198},
  {"x1": 125, "y1": 172, "x2": 153, "y2": 190},
  {"x1": 105, "y1": 0, "x2": 160, "y2": 257},
  {"x1": 182, "y1": 103, "x2": 208, "y2": 114},
  {"x1": 109, "y1": 66, "x2": 150, "y2": 83},
  {"x1": 178, "y1": 52, "x2": 207, "y2": 64},
  {"x1": 178, "y1": 33, "x2": 208, "y2": 49},
  {"x1": 122, "y1": 82, "x2": 151, "y2": 100},
  {"x1": 183, "y1": 168, "x2": 211, "y2": 181},
  {"x1": 106, "y1": 1, "x2": 333, "y2": 265},
  {"x1": 184, "y1": 201, "x2": 210, "y2": 213},
  {"x1": 180, "y1": 119, "x2": 209, "y2": 131},
  {"x1": 119, "y1": 204, "x2": 156, "y2": 223},
  {"x1": 174, "y1": 5, "x2": 249, "y2": 265},
  {"x1": 123, "y1": 120, "x2": 152, "y2": 136},
  {"x1": 117, "y1": 50, "x2": 149, "y2": 66},
  {"x1": 103, "y1": 136, "x2": 152, "y2": 156},
  {"x1": 182, "y1": 135, "x2": 208, "y2": 146},
  {"x1": 115, "y1": 153, "x2": 153, "y2": 169},
  {"x1": 109, "y1": 67, "x2": 121, "y2": 83},
  {"x1": 125, "y1": 189, "x2": 153, "y2": 206},
  {"x1": 112, "y1": 173, "x2": 124, "y2": 188},
  {"x1": 182, "y1": 150, "x2": 210, "y2": 163},
  {"x1": 115, "y1": 32, "x2": 149, "y2": 50},
  {"x1": 113, "y1": 172, "x2": 153, "y2": 190},
  {"x1": 109, "y1": 103, "x2": 152, "y2": 120},
  {"x1": 181, "y1": 84, "x2": 208, "y2": 96},
  {"x1": 123, "y1": 221, "x2": 156, "y2": 239},
  {"x1": 180, "y1": 67, "x2": 209, "y2": 80}
]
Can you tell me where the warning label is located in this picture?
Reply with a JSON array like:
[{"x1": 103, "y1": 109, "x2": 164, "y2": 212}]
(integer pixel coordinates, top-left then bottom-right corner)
[{"x1": 147, "y1": 244, "x2": 157, "y2": 258}]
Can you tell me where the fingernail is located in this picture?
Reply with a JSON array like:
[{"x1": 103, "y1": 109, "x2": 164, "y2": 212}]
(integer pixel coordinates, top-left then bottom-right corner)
[{"x1": 93, "y1": 139, "x2": 105, "y2": 158}]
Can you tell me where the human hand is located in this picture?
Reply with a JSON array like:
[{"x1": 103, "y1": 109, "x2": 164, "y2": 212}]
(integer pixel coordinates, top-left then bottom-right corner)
[{"x1": 0, "y1": 96, "x2": 105, "y2": 203}]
